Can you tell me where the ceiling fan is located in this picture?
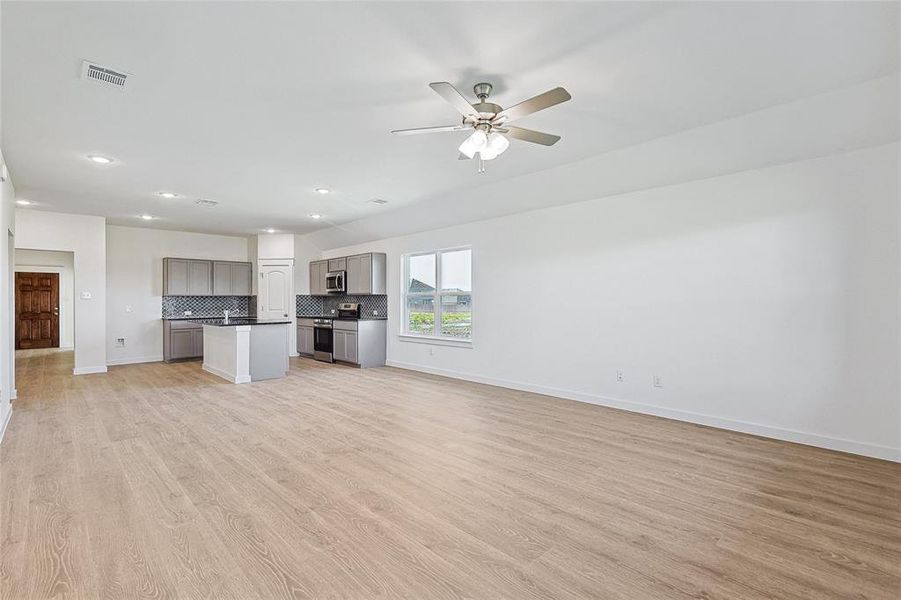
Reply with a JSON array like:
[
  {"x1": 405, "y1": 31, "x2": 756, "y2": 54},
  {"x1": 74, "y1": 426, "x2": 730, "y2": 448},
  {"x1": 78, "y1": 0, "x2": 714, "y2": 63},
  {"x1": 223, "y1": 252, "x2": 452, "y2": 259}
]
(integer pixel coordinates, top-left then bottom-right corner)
[{"x1": 391, "y1": 82, "x2": 571, "y2": 173}]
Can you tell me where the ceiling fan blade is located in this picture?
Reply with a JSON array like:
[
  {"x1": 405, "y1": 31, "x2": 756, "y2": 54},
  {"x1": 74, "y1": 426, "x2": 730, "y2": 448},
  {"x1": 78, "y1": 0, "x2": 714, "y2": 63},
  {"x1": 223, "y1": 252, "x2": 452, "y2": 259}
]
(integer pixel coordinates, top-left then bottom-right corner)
[
  {"x1": 503, "y1": 126, "x2": 561, "y2": 146},
  {"x1": 391, "y1": 125, "x2": 467, "y2": 136},
  {"x1": 429, "y1": 82, "x2": 479, "y2": 118},
  {"x1": 494, "y1": 87, "x2": 571, "y2": 123},
  {"x1": 458, "y1": 153, "x2": 472, "y2": 160}
]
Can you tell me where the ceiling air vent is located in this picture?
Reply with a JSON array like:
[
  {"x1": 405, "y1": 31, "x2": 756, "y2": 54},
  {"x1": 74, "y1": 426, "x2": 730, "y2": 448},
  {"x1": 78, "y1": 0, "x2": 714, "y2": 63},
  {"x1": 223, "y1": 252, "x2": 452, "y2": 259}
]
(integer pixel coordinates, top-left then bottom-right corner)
[
  {"x1": 81, "y1": 61, "x2": 130, "y2": 90},
  {"x1": 369, "y1": 198, "x2": 389, "y2": 205},
  {"x1": 194, "y1": 199, "x2": 219, "y2": 208}
]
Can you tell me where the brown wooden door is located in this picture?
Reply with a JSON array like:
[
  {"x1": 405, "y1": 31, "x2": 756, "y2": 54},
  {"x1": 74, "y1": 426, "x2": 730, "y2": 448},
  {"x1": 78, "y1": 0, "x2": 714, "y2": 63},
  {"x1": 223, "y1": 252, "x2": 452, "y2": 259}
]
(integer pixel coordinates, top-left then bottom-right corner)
[{"x1": 15, "y1": 272, "x2": 60, "y2": 350}]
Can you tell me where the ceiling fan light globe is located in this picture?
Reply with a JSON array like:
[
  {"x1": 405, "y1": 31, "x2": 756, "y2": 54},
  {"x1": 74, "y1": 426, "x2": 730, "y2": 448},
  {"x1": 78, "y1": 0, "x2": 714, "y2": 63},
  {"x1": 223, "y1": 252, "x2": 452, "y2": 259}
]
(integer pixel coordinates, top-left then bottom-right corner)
[
  {"x1": 487, "y1": 132, "x2": 510, "y2": 155},
  {"x1": 479, "y1": 148, "x2": 499, "y2": 161},
  {"x1": 470, "y1": 129, "x2": 488, "y2": 147},
  {"x1": 458, "y1": 137, "x2": 478, "y2": 159}
]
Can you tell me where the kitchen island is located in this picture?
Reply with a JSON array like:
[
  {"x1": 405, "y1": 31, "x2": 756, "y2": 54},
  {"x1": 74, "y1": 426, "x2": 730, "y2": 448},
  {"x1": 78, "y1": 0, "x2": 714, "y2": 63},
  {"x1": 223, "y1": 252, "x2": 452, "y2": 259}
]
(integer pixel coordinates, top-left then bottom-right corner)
[{"x1": 191, "y1": 318, "x2": 291, "y2": 383}]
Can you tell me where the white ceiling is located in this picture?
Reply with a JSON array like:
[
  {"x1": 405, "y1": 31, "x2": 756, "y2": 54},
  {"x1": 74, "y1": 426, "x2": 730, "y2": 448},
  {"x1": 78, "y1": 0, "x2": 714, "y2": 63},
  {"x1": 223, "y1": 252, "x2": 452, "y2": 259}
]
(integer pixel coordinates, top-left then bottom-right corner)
[{"x1": 2, "y1": 1, "x2": 898, "y2": 246}]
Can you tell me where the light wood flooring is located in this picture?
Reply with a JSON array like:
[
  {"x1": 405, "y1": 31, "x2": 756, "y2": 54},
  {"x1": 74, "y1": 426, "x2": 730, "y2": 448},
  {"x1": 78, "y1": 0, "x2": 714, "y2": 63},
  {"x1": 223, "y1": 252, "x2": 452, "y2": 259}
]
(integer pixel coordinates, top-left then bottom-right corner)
[{"x1": 1, "y1": 349, "x2": 899, "y2": 599}]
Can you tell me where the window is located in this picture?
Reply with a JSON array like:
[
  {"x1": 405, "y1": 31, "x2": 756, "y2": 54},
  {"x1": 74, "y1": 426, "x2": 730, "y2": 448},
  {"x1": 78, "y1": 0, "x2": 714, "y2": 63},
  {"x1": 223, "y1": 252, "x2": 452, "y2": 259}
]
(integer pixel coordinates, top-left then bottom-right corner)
[{"x1": 403, "y1": 247, "x2": 471, "y2": 341}]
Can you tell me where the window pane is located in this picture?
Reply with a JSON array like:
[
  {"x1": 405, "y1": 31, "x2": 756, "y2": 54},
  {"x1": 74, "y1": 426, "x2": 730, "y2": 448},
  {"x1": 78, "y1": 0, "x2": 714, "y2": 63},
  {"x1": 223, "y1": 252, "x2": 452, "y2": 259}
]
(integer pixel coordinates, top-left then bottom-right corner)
[
  {"x1": 406, "y1": 296, "x2": 435, "y2": 335},
  {"x1": 440, "y1": 249, "x2": 471, "y2": 292},
  {"x1": 440, "y1": 293, "x2": 471, "y2": 338},
  {"x1": 407, "y1": 253, "x2": 436, "y2": 294}
]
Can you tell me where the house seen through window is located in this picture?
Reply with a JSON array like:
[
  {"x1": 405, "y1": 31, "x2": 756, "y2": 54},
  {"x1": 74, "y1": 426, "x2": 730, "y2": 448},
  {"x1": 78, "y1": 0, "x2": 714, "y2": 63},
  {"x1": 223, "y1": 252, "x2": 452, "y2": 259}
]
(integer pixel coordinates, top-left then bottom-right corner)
[{"x1": 403, "y1": 247, "x2": 471, "y2": 340}]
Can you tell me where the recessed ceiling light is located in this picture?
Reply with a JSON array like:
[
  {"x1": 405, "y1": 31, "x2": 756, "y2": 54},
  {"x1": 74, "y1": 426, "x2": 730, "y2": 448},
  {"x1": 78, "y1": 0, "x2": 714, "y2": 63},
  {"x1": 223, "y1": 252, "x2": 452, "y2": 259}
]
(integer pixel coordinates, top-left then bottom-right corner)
[
  {"x1": 87, "y1": 155, "x2": 113, "y2": 164},
  {"x1": 158, "y1": 192, "x2": 178, "y2": 199},
  {"x1": 265, "y1": 228, "x2": 276, "y2": 233},
  {"x1": 139, "y1": 214, "x2": 154, "y2": 220},
  {"x1": 309, "y1": 213, "x2": 322, "y2": 219},
  {"x1": 369, "y1": 198, "x2": 389, "y2": 205},
  {"x1": 15, "y1": 199, "x2": 31, "y2": 206},
  {"x1": 314, "y1": 187, "x2": 330, "y2": 195}
]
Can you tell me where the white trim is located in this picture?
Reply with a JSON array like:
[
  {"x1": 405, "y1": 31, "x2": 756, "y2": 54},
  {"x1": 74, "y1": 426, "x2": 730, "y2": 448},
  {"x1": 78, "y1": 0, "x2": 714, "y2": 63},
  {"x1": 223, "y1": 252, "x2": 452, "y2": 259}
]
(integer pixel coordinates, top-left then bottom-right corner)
[
  {"x1": 107, "y1": 355, "x2": 163, "y2": 366},
  {"x1": 202, "y1": 363, "x2": 251, "y2": 384},
  {"x1": 0, "y1": 407, "x2": 12, "y2": 444},
  {"x1": 386, "y1": 360, "x2": 901, "y2": 463},
  {"x1": 398, "y1": 334, "x2": 472, "y2": 348},
  {"x1": 10, "y1": 389, "x2": 16, "y2": 400},
  {"x1": 73, "y1": 365, "x2": 107, "y2": 375}
]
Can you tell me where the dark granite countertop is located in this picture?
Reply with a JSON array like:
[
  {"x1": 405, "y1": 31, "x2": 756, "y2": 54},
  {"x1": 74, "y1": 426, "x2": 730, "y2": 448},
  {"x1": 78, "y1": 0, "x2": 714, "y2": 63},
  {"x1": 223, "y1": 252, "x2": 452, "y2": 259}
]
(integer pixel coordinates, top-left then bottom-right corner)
[
  {"x1": 189, "y1": 318, "x2": 292, "y2": 327},
  {"x1": 296, "y1": 315, "x2": 388, "y2": 321},
  {"x1": 163, "y1": 315, "x2": 253, "y2": 321}
]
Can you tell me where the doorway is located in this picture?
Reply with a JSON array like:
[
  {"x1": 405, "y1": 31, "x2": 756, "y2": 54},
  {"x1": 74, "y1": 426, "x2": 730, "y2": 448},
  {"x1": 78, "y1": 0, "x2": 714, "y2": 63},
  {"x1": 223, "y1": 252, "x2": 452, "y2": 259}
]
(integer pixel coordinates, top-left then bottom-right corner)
[{"x1": 15, "y1": 272, "x2": 60, "y2": 349}]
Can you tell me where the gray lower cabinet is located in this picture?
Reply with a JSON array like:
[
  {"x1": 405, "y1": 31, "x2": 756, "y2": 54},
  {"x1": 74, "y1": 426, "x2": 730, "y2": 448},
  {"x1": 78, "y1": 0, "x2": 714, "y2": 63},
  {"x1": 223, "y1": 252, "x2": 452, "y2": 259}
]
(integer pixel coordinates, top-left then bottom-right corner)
[
  {"x1": 213, "y1": 261, "x2": 252, "y2": 295},
  {"x1": 296, "y1": 320, "x2": 314, "y2": 356},
  {"x1": 333, "y1": 330, "x2": 357, "y2": 363},
  {"x1": 163, "y1": 320, "x2": 204, "y2": 361},
  {"x1": 332, "y1": 320, "x2": 385, "y2": 367}
]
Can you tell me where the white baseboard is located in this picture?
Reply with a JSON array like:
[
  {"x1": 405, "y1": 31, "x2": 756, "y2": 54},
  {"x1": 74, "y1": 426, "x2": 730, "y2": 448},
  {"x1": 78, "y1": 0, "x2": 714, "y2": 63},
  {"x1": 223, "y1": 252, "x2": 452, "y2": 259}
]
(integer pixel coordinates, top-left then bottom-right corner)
[
  {"x1": 73, "y1": 366, "x2": 108, "y2": 375},
  {"x1": 386, "y1": 360, "x2": 901, "y2": 463},
  {"x1": 59, "y1": 345, "x2": 74, "y2": 350},
  {"x1": 10, "y1": 388, "x2": 16, "y2": 401},
  {"x1": 202, "y1": 363, "x2": 250, "y2": 384},
  {"x1": 0, "y1": 407, "x2": 11, "y2": 444},
  {"x1": 107, "y1": 355, "x2": 163, "y2": 366}
]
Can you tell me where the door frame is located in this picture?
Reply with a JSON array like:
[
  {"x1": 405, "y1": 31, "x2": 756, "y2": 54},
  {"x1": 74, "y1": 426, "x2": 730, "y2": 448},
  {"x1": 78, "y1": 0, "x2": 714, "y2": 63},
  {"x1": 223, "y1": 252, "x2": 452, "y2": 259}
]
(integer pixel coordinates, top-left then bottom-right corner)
[{"x1": 15, "y1": 271, "x2": 60, "y2": 350}]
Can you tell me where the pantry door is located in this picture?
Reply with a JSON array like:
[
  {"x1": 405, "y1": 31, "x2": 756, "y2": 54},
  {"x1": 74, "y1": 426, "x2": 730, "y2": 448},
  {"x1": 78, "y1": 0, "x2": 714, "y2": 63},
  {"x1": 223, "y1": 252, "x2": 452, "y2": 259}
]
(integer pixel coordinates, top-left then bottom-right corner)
[{"x1": 258, "y1": 260, "x2": 295, "y2": 355}]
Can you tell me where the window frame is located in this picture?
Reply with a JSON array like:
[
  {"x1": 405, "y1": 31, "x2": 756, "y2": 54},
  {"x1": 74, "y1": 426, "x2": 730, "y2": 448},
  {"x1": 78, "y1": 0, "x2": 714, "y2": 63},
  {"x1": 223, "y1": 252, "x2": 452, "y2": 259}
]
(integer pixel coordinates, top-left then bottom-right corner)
[{"x1": 400, "y1": 246, "x2": 472, "y2": 344}]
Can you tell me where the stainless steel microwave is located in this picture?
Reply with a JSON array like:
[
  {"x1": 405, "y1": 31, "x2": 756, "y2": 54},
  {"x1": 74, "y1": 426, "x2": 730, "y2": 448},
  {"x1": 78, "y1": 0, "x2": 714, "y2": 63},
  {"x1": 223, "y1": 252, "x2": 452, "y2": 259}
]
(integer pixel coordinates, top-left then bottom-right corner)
[{"x1": 325, "y1": 270, "x2": 345, "y2": 293}]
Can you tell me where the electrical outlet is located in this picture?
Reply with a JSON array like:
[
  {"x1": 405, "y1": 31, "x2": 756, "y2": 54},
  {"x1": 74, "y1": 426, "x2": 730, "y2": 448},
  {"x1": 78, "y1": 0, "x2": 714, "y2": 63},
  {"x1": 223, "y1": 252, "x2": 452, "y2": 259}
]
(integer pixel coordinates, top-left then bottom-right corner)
[
  {"x1": 373, "y1": 310, "x2": 379, "y2": 315},
  {"x1": 125, "y1": 305, "x2": 133, "y2": 313},
  {"x1": 616, "y1": 370, "x2": 624, "y2": 383},
  {"x1": 116, "y1": 337, "x2": 126, "y2": 348},
  {"x1": 429, "y1": 347, "x2": 435, "y2": 356},
  {"x1": 183, "y1": 310, "x2": 192, "y2": 316},
  {"x1": 653, "y1": 375, "x2": 663, "y2": 388}
]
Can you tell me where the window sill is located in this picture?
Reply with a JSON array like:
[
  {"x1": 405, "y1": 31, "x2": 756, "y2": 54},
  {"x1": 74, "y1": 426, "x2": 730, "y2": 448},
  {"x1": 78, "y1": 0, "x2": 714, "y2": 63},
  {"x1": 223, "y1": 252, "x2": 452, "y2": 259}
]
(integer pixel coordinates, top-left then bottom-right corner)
[{"x1": 398, "y1": 334, "x2": 473, "y2": 348}]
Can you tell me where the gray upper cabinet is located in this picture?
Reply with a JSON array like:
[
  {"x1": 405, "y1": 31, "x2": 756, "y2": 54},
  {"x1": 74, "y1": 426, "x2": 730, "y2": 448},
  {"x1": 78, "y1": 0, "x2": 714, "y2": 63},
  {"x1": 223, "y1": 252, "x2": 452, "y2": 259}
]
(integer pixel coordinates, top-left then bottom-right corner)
[
  {"x1": 213, "y1": 261, "x2": 231, "y2": 295},
  {"x1": 346, "y1": 252, "x2": 386, "y2": 295},
  {"x1": 309, "y1": 253, "x2": 385, "y2": 296},
  {"x1": 213, "y1": 261, "x2": 252, "y2": 295},
  {"x1": 309, "y1": 260, "x2": 328, "y2": 296},
  {"x1": 164, "y1": 258, "x2": 211, "y2": 295},
  {"x1": 188, "y1": 261, "x2": 212, "y2": 295},
  {"x1": 163, "y1": 259, "x2": 189, "y2": 295},
  {"x1": 230, "y1": 262, "x2": 252, "y2": 295},
  {"x1": 165, "y1": 258, "x2": 251, "y2": 296}
]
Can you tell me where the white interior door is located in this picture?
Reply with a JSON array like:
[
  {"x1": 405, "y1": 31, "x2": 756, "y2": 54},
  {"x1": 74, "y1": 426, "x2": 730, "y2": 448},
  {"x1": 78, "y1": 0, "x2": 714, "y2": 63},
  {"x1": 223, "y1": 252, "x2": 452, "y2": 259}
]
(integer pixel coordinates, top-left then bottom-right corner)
[{"x1": 258, "y1": 260, "x2": 295, "y2": 355}]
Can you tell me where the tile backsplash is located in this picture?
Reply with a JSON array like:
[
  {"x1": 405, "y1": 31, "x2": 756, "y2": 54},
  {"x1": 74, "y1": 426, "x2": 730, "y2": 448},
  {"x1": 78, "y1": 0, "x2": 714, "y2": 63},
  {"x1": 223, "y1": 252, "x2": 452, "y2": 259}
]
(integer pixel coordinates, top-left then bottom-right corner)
[
  {"x1": 296, "y1": 295, "x2": 388, "y2": 318},
  {"x1": 162, "y1": 295, "x2": 256, "y2": 319}
]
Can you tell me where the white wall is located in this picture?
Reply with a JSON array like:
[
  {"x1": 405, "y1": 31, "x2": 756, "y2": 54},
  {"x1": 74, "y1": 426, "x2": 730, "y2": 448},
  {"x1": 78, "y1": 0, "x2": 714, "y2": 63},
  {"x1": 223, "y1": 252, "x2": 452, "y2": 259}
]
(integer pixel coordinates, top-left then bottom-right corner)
[
  {"x1": 0, "y1": 148, "x2": 16, "y2": 441},
  {"x1": 293, "y1": 234, "x2": 321, "y2": 294},
  {"x1": 323, "y1": 144, "x2": 900, "y2": 461},
  {"x1": 257, "y1": 233, "x2": 294, "y2": 260},
  {"x1": 14, "y1": 250, "x2": 75, "y2": 348},
  {"x1": 106, "y1": 226, "x2": 249, "y2": 365},
  {"x1": 16, "y1": 210, "x2": 106, "y2": 374}
]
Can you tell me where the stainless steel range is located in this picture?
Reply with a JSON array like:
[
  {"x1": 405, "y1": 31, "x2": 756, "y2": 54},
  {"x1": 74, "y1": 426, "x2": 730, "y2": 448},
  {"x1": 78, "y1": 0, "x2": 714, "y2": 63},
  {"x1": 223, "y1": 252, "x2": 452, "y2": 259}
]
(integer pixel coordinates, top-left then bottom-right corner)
[{"x1": 313, "y1": 318, "x2": 334, "y2": 362}]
